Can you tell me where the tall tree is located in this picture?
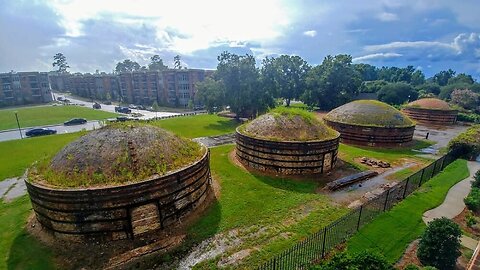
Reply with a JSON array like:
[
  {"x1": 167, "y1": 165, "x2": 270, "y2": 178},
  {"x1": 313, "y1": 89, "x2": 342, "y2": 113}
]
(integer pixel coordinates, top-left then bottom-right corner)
[
  {"x1": 432, "y1": 69, "x2": 456, "y2": 86},
  {"x1": 174, "y1": 55, "x2": 182, "y2": 69},
  {"x1": 377, "y1": 82, "x2": 418, "y2": 105},
  {"x1": 115, "y1": 59, "x2": 141, "y2": 73},
  {"x1": 52, "y1": 53, "x2": 70, "y2": 73},
  {"x1": 196, "y1": 77, "x2": 225, "y2": 113},
  {"x1": 301, "y1": 54, "x2": 361, "y2": 110},
  {"x1": 148, "y1": 55, "x2": 167, "y2": 71},
  {"x1": 354, "y1": 63, "x2": 378, "y2": 81},
  {"x1": 261, "y1": 55, "x2": 310, "y2": 106},
  {"x1": 216, "y1": 51, "x2": 273, "y2": 118},
  {"x1": 448, "y1": 73, "x2": 475, "y2": 85}
]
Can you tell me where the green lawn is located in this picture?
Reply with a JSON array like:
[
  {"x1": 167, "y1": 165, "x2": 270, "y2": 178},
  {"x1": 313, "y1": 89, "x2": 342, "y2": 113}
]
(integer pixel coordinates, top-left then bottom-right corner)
[
  {"x1": 338, "y1": 140, "x2": 434, "y2": 170},
  {"x1": 152, "y1": 114, "x2": 240, "y2": 138},
  {"x1": 0, "y1": 132, "x2": 83, "y2": 181},
  {"x1": 346, "y1": 159, "x2": 469, "y2": 262},
  {"x1": 0, "y1": 105, "x2": 117, "y2": 130},
  {"x1": 0, "y1": 196, "x2": 53, "y2": 270},
  {"x1": 187, "y1": 145, "x2": 348, "y2": 269}
]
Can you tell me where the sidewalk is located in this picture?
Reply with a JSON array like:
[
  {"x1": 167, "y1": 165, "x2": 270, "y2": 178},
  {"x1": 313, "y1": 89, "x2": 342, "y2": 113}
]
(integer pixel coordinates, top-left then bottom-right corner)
[{"x1": 422, "y1": 161, "x2": 480, "y2": 250}]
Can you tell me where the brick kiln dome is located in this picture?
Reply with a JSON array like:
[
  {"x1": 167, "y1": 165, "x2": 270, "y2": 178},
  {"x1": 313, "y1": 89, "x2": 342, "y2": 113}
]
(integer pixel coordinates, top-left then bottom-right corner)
[
  {"x1": 324, "y1": 100, "x2": 415, "y2": 128},
  {"x1": 239, "y1": 108, "x2": 339, "y2": 142},
  {"x1": 405, "y1": 98, "x2": 452, "y2": 110},
  {"x1": 34, "y1": 123, "x2": 204, "y2": 188}
]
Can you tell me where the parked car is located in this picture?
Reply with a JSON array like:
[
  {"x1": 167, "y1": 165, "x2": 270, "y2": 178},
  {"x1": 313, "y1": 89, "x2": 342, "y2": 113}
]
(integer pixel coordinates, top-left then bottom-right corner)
[
  {"x1": 104, "y1": 101, "x2": 112, "y2": 105},
  {"x1": 137, "y1": 105, "x2": 146, "y2": 110},
  {"x1": 64, "y1": 118, "x2": 87, "y2": 126},
  {"x1": 92, "y1": 102, "x2": 101, "y2": 109},
  {"x1": 25, "y1": 128, "x2": 57, "y2": 137},
  {"x1": 194, "y1": 105, "x2": 205, "y2": 111},
  {"x1": 115, "y1": 106, "x2": 131, "y2": 114},
  {"x1": 56, "y1": 96, "x2": 64, "y2": 101}
]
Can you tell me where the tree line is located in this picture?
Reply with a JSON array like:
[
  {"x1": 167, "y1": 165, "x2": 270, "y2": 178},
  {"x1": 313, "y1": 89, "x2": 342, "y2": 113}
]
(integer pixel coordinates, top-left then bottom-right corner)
[{"x1": 196, "y1": 51, "x2": 480, "y2": 118}]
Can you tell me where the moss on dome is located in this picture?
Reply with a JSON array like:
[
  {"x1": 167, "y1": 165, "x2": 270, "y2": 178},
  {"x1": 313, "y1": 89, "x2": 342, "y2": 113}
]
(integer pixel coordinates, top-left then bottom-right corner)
[
  {"x1": 324, "y1": 100, "x2": 415, "y2": 128},
  {"x1": 238, "y1": 107, "x2": 339, "y2": 141},
  {"x1": 29, "y1": 123, "x2": 205, "y2": 188},
  {"x1": 404, "y1": 98, "x2": 452, "y2": 110}
]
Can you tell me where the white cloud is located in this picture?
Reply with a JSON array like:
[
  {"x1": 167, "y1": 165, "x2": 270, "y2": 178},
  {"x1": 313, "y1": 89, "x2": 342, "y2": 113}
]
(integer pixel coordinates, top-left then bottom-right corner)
[
  {"x1": 377, "y1": 12, "x2": 398, "y2": 22},
  {"x1": 45, "y1": 0, "x2": 294, "y2": 54},
  {"x1": 303, "y1": 30, "x2": 317, "y2": 37},
  {"x1": 365, "y1": 41, "x2": 454, "y2": 52},
  {"x1": 353, "y1": 52, "x2": 402, "y2": 62}
]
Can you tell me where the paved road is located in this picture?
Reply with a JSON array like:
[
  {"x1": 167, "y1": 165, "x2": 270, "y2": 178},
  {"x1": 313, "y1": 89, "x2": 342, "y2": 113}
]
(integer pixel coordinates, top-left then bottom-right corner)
[{"x1": 56, "y1": 93, "x2": 181, "y2": 120}]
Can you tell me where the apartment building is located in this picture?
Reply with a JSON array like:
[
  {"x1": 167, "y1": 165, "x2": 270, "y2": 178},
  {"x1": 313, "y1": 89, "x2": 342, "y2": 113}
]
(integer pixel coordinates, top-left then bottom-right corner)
[
  {"x1": 0, "y1": 72, "x2": 53, "y2": 107},
  {"x1": 69, "y1": 73, "x2": 119, "y2": 101}
]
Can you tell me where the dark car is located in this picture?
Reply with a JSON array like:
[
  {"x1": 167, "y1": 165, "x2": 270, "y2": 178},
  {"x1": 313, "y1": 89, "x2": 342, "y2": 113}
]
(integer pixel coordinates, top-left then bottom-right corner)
[
  {"x1": 137, "y1": 105, "x2": 146, "y2": 110},
  {"x1": 64, "y1": 118, "x2": 87, "y2": 126},
  {"x1": 115, "y1": 106, "x2": 131, "y2": 114},
  {"x1": 104, "y1": 101, "x2": 112, "y2": 105},
  {"x1": 92, "y1": 102, "x2": 101, "y2": 109},
  {"x1": 25, "y1": 128, "x2": 57, "y2": 137}
]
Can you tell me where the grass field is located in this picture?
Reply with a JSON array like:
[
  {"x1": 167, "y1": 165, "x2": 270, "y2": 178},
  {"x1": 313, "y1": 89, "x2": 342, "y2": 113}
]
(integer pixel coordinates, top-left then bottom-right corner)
[
  {"x1": 186, "y1": 145, "x2": 348, "y2": 269},
  {"x1": 0, "y1": 132, "x2": 84, "y2": 181},
  {"x1": 0, "y1": 105, "x2": 117, "y2": 130},
  {"x1": 0, "y1": 196, "x2": 53, "y2": 270},
  {"x1": 346, "y1": 159, "x2": 469, "y2": 263},
  {"x1": 152, "y1": 114, "x2": 240, "y2": 138}
]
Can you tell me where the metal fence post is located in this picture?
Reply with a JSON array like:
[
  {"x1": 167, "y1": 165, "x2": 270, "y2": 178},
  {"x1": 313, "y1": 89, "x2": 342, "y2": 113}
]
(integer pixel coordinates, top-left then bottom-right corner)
[
  {"x1": 383, "y1": 189, "x2": 390, "y2": 211},
  {"x1": 418, "y1": 168, "x2": 426, "y2": 187},
  {"x1": 356, "y1": 205, "x2": 363, "y2": 231},
  {"x1": 321, "y1": 227, "x2": 327, "y2": 258},
  {"x1": 402, "y1": 177, "x2": 410, "y2": 198}
]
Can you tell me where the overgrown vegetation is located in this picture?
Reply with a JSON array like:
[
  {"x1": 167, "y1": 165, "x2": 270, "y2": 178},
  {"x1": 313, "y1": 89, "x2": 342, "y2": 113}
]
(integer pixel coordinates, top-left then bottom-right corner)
[
  {"x1": 310, "y1": 251, "x2": 394, "y2": 270},
  {"x1": 346, "y1": 160, "x2": 469, "y2": 262},
  {"x1": 448, "y1": 125, "x2": 480, "y2": 160},
  {"x1": 0, "y1": 105, "x2": 117, "y2": 130},
  {"x1": 30, "y1": 124, "x2": 204, "y2": 188},
  {"x1": 464, "y1": 170, "x2": 480, "y2": 213}
]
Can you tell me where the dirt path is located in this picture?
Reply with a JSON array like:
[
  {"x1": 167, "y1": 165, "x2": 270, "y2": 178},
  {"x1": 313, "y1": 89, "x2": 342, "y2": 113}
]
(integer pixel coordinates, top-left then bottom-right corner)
[
  {"x1": 0, "y1": 171, "x2": 27, "y2": 202},
  {"x1": 422, "y1": 161, "x2": 480, "y2": 250}
]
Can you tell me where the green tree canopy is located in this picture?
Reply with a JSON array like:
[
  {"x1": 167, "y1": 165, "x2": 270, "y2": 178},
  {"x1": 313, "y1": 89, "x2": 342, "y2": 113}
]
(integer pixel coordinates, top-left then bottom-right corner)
[
  {"x1": 148, "y1": 55, "x2": 168, "y2": 71},
  {"x1": 448, "y1": 73, "x2": 475, "y2": 85},
  {"x1": 174, "y1": 55, "x2": 182, "y2": 69},
  {"x1": 216, "y1": 52, "x2": 273, "y2": 118},
  {"x1": 52, "y1": 53, "x2": 70, "y2": 73},
  {"x1": 377, "y1": 82, "x2": 418, "y2": 105},
  {"x1": 417, "y1": 217, "x2": 461, "y2": 270},
  {"x1": 432, "y1": 69, "x2": 456, "y2": 86},
  {"x1": 354, "y1": 63, "x2": 378, "y2": 81},
  {"x1": 115, "y1": 59, "x2": 141, "y2": 73},
  {"x1": 302, "y1": 54, "x2": 361, "y2": 110},
  {"x1": 261, "y1": 55, "x2": 310, "y2": 106},
  {"x1": 196, "y1": 77, "x2": 225, "y2": 113}
]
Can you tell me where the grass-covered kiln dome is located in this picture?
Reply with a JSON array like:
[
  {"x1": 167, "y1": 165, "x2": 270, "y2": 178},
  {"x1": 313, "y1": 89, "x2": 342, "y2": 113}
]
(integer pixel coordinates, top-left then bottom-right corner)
[
  {"x1": 404, "y1": 98, "x2": 452, "y2": 110},
  {"x1": 402, "y1": 98, "x2": 457, "y2": 125},
  {"x1": 236, "y1": 107, "x2": 340, "y2": 175},
  {"x1": 239, "y1": 107, "x2": 339, "y2": 141},
  {"x1": 32, "y1": 123, "x2": 204, "y2": 188},
  {"x1": 324, "y1": 100, "x2": 415, "y2": 128}
]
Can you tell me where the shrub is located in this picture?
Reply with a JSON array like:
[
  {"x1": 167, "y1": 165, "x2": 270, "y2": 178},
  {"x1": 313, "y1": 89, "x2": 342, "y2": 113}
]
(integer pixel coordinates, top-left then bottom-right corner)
[
  {"x1": 473, "y1": 170, "x2": 480, "y2": 188},
  {"x1": 464, "y1": 188, "x2": 480, "y2": 213},
  {"x1": 448, "y1": 125, "x2": 480, "y2": 160},
  {"x1": 457, "y1": 112, "x2": 480, "y2": 123},
  {"x1": 466, "y1": 211, "x2": 477, "y2": 227},
  {"x1": 404, "y1": 265, "x2": 438, "y2": 270},
  {"x1": 417, "y1": 217, "x2": 461, "y2": 270},
  {"x1": 311, "y1": 251, "x2": 394, "y2": 270}
]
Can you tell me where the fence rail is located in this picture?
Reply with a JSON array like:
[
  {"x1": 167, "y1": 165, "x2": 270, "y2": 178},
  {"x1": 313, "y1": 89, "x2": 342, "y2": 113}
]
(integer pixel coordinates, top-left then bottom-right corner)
[{"x1": 257, "y1": 152, "x2": 456, "y2": 270}]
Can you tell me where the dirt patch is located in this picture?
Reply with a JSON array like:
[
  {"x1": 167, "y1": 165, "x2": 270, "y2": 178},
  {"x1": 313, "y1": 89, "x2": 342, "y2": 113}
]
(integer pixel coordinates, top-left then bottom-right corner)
[
  {"x1": 395, "y1": 239, "x2": 422, "y2": 269},
  {"x1": 217, "y1": 248, "x2": 255, "y2": 268},
  {"x1": 453, "y1": 207, "x2": 480, "y2": 239}
]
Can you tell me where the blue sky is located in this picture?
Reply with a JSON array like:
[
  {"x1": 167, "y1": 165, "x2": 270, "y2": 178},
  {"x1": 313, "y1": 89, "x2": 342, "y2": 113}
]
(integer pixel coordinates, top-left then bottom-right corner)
[{"x1": 1, "y1": 0, "x2": 480, "y2": 78}]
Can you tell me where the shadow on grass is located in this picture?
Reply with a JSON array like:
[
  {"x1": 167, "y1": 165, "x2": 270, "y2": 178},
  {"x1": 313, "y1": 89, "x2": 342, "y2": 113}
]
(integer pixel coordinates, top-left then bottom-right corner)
[
  {"x1": 204, "y1": 118, "x2": 240, "y2": 132},
  {"x1": 8, "y1": 229, "x2": 54, "y2": 270},
  {"x1": 252, "y1": 173, "x2": 318, "y2": 194}
]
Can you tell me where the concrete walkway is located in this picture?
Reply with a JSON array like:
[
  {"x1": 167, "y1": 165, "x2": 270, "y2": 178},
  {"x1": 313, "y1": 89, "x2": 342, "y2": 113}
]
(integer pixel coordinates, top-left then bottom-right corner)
[{"x1": 422, "y1": 161, "x2": 480, "y2": 250}]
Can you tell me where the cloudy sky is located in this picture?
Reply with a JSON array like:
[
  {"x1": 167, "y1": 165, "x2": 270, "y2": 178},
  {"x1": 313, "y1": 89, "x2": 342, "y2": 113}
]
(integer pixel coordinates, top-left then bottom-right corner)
[{"x1": 1, "y1": 0, "x2": 480, "y2": 78}]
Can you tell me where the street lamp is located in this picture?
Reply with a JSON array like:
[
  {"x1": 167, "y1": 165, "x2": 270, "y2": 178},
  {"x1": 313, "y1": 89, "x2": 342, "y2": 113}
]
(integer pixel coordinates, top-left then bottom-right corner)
[{"x1": 14, "y1": 111, "x2": 23, "y2": 139}]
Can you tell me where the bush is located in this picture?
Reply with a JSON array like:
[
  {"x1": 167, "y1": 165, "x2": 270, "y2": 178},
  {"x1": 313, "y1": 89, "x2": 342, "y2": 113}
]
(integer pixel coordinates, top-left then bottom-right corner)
[
  {"x1": 457, "y1": 112, "x2": 480, "y2": 123},
  {"x1": 311, "y1": 251, "x2": 394, "y2": 270},
  {"x1": 473, "y1": 170, "x2": 480, "y2": 188},
  {"x1": 404, "y1": 265, "x2": 438, "y2": 270},
  {"x1": 417, "y1": 217, "x2": 461, "y2": 270},
  {"x1": 464, "y1": 188, "x2": 480, "y2": 213},
  {"x1": 448, "y1": 125, "x2": 480, "y2": 160},
  {"x1": 378, "y1": 82, "x2": 418, "y2": 105},
  {"x1": 466, "y1": 211, "x2": 477, "y2": 227}
]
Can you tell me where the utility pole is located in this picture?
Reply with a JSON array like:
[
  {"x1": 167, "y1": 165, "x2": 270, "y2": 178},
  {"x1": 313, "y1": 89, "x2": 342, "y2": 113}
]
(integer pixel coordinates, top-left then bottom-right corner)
[{"x1": 14, "y1": 111, "x2": 23, "y2": 139}]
